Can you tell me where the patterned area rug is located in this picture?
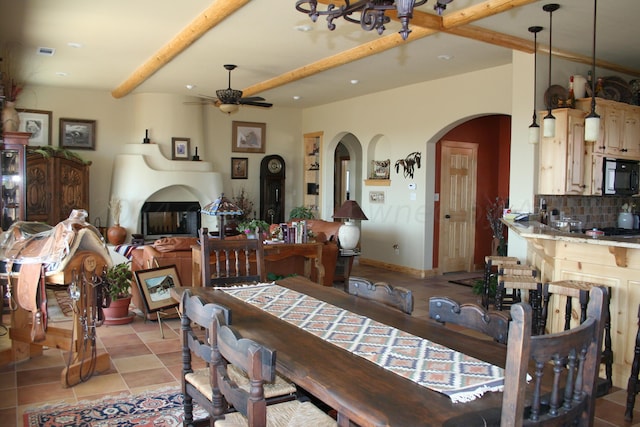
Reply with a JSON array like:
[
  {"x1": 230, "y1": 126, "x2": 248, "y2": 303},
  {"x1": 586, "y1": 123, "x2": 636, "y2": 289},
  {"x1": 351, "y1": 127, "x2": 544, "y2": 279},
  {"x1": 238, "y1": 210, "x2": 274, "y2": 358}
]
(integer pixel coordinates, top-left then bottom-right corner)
[
  {"x1": 46, "y1": 288, "x2": 74, "y2": 322},
  {"x1": 23, "y1": 387, "x2": 207, "y2": 427}
]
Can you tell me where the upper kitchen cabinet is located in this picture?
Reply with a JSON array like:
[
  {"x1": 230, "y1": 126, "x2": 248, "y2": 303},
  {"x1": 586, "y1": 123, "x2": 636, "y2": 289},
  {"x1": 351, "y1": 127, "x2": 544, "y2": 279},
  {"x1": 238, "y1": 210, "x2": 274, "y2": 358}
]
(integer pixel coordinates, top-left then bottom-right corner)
[
  {"x1": 538, "y1": 108, "x2": 587, "y2": 195},
  {"x1": 576, "y1": 98, "x2": 640, "y2": 159}
]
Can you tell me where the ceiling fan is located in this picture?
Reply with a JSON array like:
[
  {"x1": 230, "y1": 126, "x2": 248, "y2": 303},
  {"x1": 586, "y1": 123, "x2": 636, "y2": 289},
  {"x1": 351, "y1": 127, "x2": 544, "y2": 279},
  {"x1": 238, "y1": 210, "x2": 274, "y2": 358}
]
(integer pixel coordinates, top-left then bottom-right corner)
[{"x1": 195, "y1": 64, "x2": 273, "y2": 114}]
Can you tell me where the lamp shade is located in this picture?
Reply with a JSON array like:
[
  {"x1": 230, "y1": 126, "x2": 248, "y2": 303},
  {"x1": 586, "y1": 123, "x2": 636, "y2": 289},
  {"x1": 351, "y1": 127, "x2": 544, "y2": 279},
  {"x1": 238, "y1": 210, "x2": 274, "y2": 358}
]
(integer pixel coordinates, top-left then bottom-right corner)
[
  {"x1": 201, "y1": 193, "x2": 243, "y2": 216},
  {"x1": 332, "y1": 200, "x2": 368, "y2": 220},
  {"x1": 219, "y1": 104, "x2": 239, "y2": 114}
]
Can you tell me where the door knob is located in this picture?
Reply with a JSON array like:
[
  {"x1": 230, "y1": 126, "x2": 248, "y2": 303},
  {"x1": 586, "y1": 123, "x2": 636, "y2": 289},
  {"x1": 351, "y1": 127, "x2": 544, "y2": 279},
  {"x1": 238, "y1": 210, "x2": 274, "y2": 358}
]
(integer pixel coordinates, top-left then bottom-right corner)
[{"x1": 445, "y1": 214, "x2": 451, "y2": 219}]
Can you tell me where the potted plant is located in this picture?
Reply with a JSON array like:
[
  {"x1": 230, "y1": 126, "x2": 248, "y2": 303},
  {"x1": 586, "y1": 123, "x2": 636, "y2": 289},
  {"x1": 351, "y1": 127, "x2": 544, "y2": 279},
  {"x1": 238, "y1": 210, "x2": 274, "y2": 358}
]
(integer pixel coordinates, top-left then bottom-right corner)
[
  {"x1": 236, "y1": 218, "x2": 270, "y2": 239},
  {"x1": 289, "y1": 206, "x2": 315, "y2": 220},
  {"x1": 103, "y1": 262, "x2": 134, "y2": 325}
]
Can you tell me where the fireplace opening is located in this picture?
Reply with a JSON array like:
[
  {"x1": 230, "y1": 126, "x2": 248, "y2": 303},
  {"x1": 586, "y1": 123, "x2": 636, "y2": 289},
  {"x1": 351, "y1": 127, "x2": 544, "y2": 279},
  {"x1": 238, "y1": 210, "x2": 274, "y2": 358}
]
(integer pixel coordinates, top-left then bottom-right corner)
[{"x1": 141, "y1": 201, "x2": 201, "y2": 240}]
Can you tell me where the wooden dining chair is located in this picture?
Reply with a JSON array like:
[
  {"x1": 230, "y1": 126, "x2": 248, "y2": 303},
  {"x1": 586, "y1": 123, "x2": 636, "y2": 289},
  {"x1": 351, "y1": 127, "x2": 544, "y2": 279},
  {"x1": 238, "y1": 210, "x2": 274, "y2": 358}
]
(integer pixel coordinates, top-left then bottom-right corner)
[
  {"x1": 200, "y1": 227, "x2": 266, "y2": 287},
  {"x1": 180, "y1": 289, "x2": 297, "y2": 426},
  {"x1": 347, "y1": 276, "x2": 414, "y2": 314},
  {"x1": 212, "y1": 321, "x2": 337, "y2": 426},
  {"x1": 428, "y1": 296, "x2": 510, "y2": 344},
  {"x1": 500, "y1": 285, "x2": 606, "y2": 427}
]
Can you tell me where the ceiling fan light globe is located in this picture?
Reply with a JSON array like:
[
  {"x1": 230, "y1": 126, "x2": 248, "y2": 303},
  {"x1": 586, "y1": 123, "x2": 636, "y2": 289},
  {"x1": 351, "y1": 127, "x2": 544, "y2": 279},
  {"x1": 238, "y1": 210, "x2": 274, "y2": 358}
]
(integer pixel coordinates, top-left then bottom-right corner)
[{"x1": 219, "y1": 104, "x2": 239, "y2": 114}]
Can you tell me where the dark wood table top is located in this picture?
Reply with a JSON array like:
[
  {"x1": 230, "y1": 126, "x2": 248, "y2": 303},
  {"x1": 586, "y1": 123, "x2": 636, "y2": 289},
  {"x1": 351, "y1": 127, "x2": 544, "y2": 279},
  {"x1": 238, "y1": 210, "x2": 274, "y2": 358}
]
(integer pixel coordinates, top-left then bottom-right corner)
[{"x1": 171, "y1": 277, "x2": 507, "y2": 426}]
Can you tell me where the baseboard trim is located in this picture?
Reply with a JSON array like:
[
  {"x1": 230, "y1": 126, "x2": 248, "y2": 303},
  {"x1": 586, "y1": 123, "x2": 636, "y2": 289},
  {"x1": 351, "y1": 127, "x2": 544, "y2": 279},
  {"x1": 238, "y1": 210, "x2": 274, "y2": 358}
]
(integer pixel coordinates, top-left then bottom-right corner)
[{"x1": 358, "y1": 257, "x2": 436, "y2": 279}]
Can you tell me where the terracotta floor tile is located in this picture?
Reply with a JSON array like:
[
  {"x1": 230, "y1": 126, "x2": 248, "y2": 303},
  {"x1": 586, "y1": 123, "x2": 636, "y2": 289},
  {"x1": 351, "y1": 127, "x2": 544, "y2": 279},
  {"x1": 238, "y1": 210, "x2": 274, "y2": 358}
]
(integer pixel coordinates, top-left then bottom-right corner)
[
  {"x1": 146, "y1": 338, "x2": 181, "y2": 354},
  {"x1": 0, "y1": 387, "x2": 17, "y2": 409},
  {"x1": 155, "y1": 350, "x2": 183, "y2": 367},
  {"x1": 0, "y1": 371, "x2": 15, "y2": 390},
  {"x1": 99, "y1": 333, "x2": 144, "y2": 348},
  {"x1": 121, "y1": 367, "x2": 175, "y2": 388},
  {"x1": 14, "y1": 348, "x2": 65, "y2": 370},
  {"x1": 17, "y1": 366, "x2": 63, "y2": 387},
  {"x1": 17, "y1": 382, "x2": 75, "y2": 405},
  {"x1": 0, "y1": 407, "x2": 16, "y2": 427},
  {"x1": 71, "y1": 372, "x2": 128, "y2": 398},
  {"x1": 107, "y1": 343, "x2": 151, "y2": 359},
  {"x1": 113, "y1": 354, "x2": 163, "y2": 373}
]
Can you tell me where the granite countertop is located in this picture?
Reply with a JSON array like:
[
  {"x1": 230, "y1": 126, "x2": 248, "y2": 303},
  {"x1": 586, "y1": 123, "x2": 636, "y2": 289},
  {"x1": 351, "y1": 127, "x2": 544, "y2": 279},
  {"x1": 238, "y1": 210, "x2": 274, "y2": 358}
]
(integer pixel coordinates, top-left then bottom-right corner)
[{"x1": 502, "y1": 219, "x2": 640, "y2": 249}]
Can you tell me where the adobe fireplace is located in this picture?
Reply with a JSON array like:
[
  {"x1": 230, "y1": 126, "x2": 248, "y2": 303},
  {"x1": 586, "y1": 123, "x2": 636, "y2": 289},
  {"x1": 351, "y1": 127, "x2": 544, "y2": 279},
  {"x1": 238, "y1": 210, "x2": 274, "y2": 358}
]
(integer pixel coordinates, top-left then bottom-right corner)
[{"x1": 141, "y1": 201, "x2": 201, "y2": 240}]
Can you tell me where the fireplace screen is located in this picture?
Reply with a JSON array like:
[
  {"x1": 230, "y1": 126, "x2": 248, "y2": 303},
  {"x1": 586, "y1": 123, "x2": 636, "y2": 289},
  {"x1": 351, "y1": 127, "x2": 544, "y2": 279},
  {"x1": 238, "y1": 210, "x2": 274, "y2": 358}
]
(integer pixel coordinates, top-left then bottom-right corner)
[{"x1": 141, "y1": 201, "x2": 201, "y2": 240}]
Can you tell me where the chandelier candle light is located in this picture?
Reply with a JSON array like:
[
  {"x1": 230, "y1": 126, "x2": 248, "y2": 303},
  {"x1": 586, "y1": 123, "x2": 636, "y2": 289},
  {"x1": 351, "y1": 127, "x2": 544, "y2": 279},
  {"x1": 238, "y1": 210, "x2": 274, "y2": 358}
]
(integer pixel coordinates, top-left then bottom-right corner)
[
  {"x1": 528, "y1": 25, "x2": 543, "y2": 144},
  {"x1": 295, "y1": 0, "x2": 454, "y2": 41},
  {"x1": 542, "y1": 3, "x2": 559, "y2": 139},
  {"x1": 333, "y1": 200, "x2": 368, "y2": 251}
]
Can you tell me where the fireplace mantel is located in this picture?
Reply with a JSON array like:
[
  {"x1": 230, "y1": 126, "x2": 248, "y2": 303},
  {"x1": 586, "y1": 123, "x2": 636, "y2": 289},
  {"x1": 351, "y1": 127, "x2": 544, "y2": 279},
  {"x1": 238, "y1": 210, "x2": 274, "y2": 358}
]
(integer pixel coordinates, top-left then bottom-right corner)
[{"x1": 110, "y1": 144, "x2": 222, "y2": 239}]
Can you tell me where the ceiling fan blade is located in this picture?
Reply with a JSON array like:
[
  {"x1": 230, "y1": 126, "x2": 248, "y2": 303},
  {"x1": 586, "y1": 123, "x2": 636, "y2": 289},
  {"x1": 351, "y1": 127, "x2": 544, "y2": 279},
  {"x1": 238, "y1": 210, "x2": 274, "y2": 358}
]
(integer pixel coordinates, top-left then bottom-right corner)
[
  {"x1": 239, "y1": 96, "x2": 265, "y2": 102},
  {"x1": 240, "y1": 100, "x2": 273, "y2": 108},
  {"x1": 184, "y1": 100, "x2": 215, "y2": 105}
]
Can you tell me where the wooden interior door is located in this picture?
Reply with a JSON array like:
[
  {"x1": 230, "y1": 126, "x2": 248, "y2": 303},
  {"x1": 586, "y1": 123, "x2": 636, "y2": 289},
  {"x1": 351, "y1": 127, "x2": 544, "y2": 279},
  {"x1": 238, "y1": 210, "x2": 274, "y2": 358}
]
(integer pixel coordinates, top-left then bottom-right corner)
[{"x1": 438, "y1": 141, "x2": 478, "y2": 273}]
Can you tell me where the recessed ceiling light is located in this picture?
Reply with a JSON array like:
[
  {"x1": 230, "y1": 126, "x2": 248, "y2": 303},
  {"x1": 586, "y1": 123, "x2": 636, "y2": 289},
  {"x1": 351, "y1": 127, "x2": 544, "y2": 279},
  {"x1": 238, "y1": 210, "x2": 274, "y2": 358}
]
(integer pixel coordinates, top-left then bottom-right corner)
[
  {"x1": 67, "y1": 42, "x2": 83, "y2": 48},
  {"x1": 350, "y1": 79, "x2": 359, "y2": 85},
  {"x1": 186, "y1": 84, "x2": 196, "y2": 90},
  {"x1": 294, "y1": 25, "x2": 313, "y2": 32},
  {"x1": 437, "y1": 54, "x2": 453, "y2": 60},
  {"x1": 55, "y1": 72, "x2": 68, "y2": 77},
  {"x1": 293, "y1": 96, "x2": 301, "y2": 100},
  {"x1": 37, "y1": 47, "x2": 55, "y2": 56}
]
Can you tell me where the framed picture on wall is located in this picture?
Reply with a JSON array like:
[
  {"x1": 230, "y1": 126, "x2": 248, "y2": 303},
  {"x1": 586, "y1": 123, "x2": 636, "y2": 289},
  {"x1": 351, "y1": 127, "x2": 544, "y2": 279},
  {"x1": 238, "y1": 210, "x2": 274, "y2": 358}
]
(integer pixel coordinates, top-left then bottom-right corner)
[
  {"x1": 59, "y1": 118, "x2": 96, "y2": 149},
  {"x1": 232, "y1": 121, "x2": 266, "y2": 153},
  {"x1": 17, "y1": 109, "x2": 52, "y2": 145},
  {"x1": 371, "y1": 159, "x2": 390, "y2": 179},
  {"x1": 231, "y1": 157, "x2": 248, "y2": 179},
  {"x1": 171, "y1": 137, "x2": 190, "y2": 160}
]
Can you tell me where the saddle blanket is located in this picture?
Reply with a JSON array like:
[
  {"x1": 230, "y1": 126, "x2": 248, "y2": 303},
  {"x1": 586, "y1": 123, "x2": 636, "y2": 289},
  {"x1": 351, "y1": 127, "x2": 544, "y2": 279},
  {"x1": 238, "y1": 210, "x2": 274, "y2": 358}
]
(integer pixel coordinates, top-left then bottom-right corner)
[{"x1": 222, "y1": 283, "x2": 505, "y2": 403}]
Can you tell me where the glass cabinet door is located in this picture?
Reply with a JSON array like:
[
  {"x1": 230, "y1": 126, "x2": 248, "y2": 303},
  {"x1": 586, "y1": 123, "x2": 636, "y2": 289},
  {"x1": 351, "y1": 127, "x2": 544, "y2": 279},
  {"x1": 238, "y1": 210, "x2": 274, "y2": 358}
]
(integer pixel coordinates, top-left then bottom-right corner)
[{"x1": 0, "y1": 132, "x2": 29, "y2": 230}]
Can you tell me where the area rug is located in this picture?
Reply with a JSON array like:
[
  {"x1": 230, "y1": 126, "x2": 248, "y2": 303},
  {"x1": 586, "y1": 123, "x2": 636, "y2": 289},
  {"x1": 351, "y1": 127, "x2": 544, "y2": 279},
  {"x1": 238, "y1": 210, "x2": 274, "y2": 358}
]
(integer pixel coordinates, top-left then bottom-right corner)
[
  {"x1": 46, "y1": 288, "x2": 74, "y2": 322},
  {"x1": 23, "y1": 386, "x2": 207, "y2": 427},
  {"x1": 448, "y1": 277, "x2": 483, "y2": 288}
]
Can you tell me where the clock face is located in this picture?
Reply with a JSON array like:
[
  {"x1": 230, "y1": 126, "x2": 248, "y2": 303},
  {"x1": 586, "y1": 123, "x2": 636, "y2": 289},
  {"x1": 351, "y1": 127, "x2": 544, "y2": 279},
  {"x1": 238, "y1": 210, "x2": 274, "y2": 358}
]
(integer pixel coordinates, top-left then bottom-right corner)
[{"x1": 268, "y1": 158, "x2": 283, "y2": 173}]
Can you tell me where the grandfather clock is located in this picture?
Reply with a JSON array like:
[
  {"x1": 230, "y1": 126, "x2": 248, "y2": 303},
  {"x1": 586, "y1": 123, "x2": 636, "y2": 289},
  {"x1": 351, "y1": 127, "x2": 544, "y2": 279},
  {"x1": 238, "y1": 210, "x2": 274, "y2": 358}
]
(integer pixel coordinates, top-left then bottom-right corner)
[{"x1": 260, "y1": 155, "x2": 285, "y2": 224}]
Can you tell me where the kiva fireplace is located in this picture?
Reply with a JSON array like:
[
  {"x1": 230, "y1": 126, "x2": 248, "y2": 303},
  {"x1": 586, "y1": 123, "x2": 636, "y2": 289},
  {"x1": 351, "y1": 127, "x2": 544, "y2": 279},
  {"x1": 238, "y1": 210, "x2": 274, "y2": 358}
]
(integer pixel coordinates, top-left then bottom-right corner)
[{"x1": 141, "y1": 201, "x2": 201, "y2": 240}]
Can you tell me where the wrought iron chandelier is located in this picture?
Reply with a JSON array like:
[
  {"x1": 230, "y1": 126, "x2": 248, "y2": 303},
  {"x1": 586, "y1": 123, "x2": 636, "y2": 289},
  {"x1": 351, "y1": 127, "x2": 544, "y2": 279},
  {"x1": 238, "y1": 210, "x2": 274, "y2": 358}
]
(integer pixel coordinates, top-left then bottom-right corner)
[{"x1": 295, "y1": 0, "x2": 454, "y2": 41}]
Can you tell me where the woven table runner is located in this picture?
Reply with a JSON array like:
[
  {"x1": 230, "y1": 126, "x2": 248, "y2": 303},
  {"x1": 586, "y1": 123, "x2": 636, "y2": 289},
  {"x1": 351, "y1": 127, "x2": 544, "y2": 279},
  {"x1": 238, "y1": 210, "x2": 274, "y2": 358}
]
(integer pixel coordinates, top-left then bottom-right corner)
[{"x1": 222, "y1": 283, "x2": 504, "y2": 403}]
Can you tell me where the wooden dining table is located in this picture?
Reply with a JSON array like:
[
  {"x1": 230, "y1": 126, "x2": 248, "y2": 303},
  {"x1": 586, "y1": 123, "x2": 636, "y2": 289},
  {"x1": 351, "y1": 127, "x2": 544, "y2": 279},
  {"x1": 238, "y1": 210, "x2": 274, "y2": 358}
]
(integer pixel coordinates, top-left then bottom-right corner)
[{"x1": 171, "y1": 276, "x2": 508, "y2": 426}]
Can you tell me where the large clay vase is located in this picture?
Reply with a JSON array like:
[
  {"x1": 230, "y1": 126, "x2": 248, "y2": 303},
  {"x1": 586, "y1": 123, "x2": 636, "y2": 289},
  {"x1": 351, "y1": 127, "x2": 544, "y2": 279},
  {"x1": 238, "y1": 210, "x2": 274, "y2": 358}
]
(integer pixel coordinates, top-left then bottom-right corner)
[
  {"x1": 103, "y1": 296, "x2": 134, "y2": 325},
  {"x1": 2, "y1": 101, "x2": 20, "y2": 132},
  {"x1": 107, "y1": 224, "x2": 127, "y2": 245}
]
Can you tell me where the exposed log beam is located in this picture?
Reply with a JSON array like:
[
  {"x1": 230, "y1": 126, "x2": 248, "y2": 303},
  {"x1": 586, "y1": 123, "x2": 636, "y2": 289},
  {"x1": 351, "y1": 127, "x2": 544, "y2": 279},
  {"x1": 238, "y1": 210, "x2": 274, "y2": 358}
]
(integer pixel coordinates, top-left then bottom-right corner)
[{"x1": 111, "y1": 0, "x2": 251, "y2": 99}]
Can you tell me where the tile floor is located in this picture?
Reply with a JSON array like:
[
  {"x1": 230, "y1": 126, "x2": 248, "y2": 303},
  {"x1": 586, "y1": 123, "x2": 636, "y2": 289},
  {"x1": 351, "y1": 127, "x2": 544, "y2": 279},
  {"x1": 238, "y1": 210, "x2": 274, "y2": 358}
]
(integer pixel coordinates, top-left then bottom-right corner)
[{"x1": 0, "y1": 261, "x2": 638, "y2": 426}]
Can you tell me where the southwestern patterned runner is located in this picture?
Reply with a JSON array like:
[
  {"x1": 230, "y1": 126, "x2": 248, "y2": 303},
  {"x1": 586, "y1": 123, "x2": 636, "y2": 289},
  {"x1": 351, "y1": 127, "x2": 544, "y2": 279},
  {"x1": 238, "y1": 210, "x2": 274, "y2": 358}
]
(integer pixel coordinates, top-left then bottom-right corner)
[{"x1": 222, "y1": 283, "x2": 504, "y2": 403}]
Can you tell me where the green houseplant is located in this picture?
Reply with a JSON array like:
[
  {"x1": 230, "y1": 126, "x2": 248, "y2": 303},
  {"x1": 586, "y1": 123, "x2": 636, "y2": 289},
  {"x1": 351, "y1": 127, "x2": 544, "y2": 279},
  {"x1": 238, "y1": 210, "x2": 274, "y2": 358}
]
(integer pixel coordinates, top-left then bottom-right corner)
[
  {"x1": 103, "y1": 262, "x2": 134, "y2": 325},
  {"x1": 236, "y1": 218, "x2": 270, "y2": 238},
  {"x1": 289, "y1": 206, "x2": 315, "y2": 220}
]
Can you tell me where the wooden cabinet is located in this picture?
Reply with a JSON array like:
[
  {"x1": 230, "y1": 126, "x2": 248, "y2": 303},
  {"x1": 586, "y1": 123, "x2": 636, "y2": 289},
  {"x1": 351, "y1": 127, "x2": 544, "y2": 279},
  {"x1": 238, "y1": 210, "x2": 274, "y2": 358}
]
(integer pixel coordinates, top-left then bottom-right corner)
[
  {"x1": 26, "y1": 150, "x2": 91, "y2": 225},
  {"x1": 0, "y1": 132, "x2": 29, "y2": 230},
  {"x1": 538, "y1": 108, "x2": 586, "y2": 195},
  {"x1": 303, "y1": 132, "x2": 322, "y2": 217},
  {"x1": 576, "y1": 98, "x2": 640, "y2": 158}
]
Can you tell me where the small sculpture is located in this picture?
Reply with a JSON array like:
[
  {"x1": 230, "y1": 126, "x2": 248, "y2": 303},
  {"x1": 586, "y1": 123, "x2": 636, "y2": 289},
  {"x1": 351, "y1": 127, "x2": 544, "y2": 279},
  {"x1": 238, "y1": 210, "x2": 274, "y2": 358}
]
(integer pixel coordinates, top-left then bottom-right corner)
[{"x1": 395, "y1": 152, "x2": 422, "y2": 179}]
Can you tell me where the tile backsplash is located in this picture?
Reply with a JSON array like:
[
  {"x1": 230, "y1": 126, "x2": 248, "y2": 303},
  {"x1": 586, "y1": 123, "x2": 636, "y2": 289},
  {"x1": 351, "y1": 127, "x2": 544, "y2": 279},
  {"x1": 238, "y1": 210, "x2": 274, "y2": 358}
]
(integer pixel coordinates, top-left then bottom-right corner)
[{"x1": 534, "y1": 195, "x2": 638, "y2": 229}]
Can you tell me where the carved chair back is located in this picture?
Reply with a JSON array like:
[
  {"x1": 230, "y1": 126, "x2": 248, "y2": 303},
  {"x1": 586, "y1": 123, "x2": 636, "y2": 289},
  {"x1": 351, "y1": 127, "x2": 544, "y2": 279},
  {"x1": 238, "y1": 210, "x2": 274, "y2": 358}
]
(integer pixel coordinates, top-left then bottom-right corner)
[{"x1": 348, "y1": 277, "x2": 413, "y2": 314}]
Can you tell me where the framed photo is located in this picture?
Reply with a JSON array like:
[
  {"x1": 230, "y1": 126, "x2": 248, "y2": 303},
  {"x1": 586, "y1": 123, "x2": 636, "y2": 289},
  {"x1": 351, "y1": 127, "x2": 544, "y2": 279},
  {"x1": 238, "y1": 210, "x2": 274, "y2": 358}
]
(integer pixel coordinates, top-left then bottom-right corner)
[
  {"x1": 134, "y1": 265, "x2": 181, "y2": 313},
  {"x1": 370, "y1": 191, "x2": 385, "y2": 203},
  {"x1": 59, "y1": 118, "x2": 96, "y2": 149},
  {"x1": 232, "y1": 121, "x2": 266, "y2": 153},
  {"x1": 17, "y1": 109, "x2": 52, "y2": 145},
  {"x1": 231, "y1": 157, "x2": 248, "y2": 179},
  {"x1": 371, "y1": 159, "x2": 390, "y2": 179},
  {"x1": 171, "y1": 137, "x2": 190, "y2": 160}
]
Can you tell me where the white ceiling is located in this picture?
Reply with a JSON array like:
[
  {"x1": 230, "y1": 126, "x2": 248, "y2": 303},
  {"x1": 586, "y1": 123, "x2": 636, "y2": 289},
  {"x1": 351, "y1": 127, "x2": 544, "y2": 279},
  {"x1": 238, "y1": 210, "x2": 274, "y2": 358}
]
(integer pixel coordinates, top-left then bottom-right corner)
[{"x1": 1, "y1": 0, "x2": 639, "y2": 109}]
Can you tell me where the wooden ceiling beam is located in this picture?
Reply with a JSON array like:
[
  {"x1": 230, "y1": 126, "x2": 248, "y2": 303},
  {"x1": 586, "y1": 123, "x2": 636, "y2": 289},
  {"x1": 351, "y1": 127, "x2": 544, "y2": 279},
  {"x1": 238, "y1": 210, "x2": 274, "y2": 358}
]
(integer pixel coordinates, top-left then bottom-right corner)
[{"x1": 111, "y1": 0, "x2": 251, "y2": 99}]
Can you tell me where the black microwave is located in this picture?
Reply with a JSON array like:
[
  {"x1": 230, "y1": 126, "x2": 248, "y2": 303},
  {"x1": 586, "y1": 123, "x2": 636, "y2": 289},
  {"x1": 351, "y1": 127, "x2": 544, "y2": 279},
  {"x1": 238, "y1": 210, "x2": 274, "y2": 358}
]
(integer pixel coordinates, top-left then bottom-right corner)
[{"x1": 604, "y1": 158, "x2": 640, "y2": 195}]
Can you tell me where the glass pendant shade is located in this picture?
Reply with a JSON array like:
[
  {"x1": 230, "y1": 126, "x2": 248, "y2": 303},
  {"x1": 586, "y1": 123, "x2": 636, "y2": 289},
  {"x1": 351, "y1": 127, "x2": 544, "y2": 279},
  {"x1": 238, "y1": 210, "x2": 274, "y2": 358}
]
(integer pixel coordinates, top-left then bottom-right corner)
[
  {"x1": 543, "y1": 114, "x2": 556, "y2": 138},
  {"x1": 585, "y1": 114, "x2": 601, "y2": 142},
  {"x1": 529, "y1": 123, "x2": 540, "y2": 144}
]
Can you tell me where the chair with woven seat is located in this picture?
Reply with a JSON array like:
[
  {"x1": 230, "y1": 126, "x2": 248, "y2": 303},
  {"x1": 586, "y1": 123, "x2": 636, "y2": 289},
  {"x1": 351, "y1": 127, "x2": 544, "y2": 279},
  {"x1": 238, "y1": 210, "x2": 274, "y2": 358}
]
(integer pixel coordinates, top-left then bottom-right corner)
[
  {"x1": 212, "y1": 317, "x2": 337, "y2": 426},
  {"x1": 348, "y1": 276, "x2": 414, "y2": 314},
  {"x1": 625, "y1": 304, "x2": 640, "y2": 421},
  {"x1": 496, "y1": 265, "x2": 542, "y2": 335},
  {"x1": 483, "y1": 255, "x2": 520, "y2": 308},
  {"x1": 180, "y1": 289, "x2": 298, "y2": 426},
  {"x1": 200, "y1": 227, "x2": 266, "y2": 287},
  {"x1": 501, "y1": 285, "x2": 606, "y2": 426},
  {"x1": 429, "y1": 296, "x2": 510, "y2": 344},
  {"x1": 539, "y1": 279, "x2": 613, "y2": 395}
]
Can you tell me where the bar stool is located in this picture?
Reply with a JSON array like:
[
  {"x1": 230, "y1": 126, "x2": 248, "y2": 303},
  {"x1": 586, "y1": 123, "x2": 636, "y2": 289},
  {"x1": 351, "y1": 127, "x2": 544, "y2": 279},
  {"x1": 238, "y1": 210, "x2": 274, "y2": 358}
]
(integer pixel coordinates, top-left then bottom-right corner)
[
  {"x1": 496, "y1": 265, "x2": 542, "y2": 335},
  {"x1": 483, "y1": 255, "x2": 519, "y2": 309},
  {"x1": 625, "y1": 304, "x2": 640, "y2": 421},
  {"x1": 540, "y1": 280, "x2": 613, "y2": 395}
]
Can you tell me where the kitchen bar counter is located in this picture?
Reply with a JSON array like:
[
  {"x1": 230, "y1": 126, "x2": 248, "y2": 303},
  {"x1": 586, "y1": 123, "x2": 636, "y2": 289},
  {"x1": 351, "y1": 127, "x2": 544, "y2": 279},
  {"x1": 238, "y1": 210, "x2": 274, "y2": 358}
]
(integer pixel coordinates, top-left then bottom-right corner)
[{"x1": 503, "y1": 218, "x2": 640, "y2": 388}]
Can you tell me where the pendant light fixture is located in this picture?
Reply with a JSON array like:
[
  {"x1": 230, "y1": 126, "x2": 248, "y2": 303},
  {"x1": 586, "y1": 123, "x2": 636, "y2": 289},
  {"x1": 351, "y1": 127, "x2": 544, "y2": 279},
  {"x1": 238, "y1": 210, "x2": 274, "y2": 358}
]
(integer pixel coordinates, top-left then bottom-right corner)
[
  {"x1": 542, "y1": 3, "x2": 559, "y2": 138},
  {"x1": 585, "y1": 0, "x2": 601, "y2": 142},
  {"x1": 528, "y1": 25, "x2": 543, "y2": 144}
]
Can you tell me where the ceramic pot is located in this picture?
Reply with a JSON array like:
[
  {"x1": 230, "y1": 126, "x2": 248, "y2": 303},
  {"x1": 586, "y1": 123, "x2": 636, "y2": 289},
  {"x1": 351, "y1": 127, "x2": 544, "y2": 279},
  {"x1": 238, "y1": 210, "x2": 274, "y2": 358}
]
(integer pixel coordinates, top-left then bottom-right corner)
[
  {"x1": 1, "y1": 101, "x2": 20, "y2": 132},
  {"x1": 618, "y1": 212, "x2": 634, "y2": 229},
  {"x1": 107, "y1": 224, "x2": 127, "y2": 245},
  {"x1": 103, "y1": 296, "x2": 134, "y2": 325},
  {"x1": 573, "y1": 75, "x2": 587, "y2": 99}
]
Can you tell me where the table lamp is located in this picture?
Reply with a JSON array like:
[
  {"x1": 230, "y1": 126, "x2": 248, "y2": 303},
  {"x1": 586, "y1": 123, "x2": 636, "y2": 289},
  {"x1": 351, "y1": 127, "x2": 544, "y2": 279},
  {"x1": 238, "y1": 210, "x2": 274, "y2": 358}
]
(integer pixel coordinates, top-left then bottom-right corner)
[
  {"x1": 201, "y1": 193, "x2": 243, "y2": 239},
  {"x1": 333, "y1": 200, "x2": 368, "y2": 250}
]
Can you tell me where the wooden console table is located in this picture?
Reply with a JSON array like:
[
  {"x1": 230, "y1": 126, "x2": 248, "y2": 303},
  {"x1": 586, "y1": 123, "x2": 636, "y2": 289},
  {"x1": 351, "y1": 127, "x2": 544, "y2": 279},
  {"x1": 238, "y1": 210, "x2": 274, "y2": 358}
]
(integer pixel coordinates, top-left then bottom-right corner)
[{"x1": 192, "y1": 242, "x2": 324, "y2": 286}]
